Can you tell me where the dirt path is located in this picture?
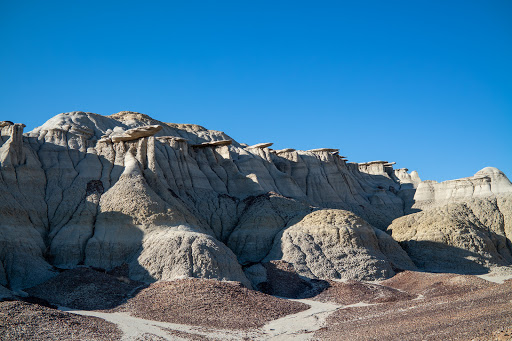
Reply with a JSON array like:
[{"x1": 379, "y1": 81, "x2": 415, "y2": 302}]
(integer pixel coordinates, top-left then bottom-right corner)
[
  {"x1": 60, "y1": 306, "x2": 256, "y2": 340},
  {"x1": 260, "y1": 299, "x2": 341, "y2": 340},
  {"x1": 60, "y1": 299, "x2": 347, "y2": 340}
]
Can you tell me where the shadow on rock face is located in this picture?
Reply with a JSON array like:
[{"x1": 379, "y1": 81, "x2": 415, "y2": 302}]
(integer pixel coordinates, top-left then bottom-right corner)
[
  {"x1": 257, "y1": 261, "x2": 330, "y2": 299},
  {"x1": 400, "y1": 240, "x2": 508, "y2": 275}
]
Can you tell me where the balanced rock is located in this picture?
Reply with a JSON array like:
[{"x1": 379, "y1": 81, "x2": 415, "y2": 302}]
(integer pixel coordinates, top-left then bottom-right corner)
[
  {"x1": 191, "y1": 139, "x2": 232, "y2": 148},
  {"x1": 248, "y1": 142, "x2": 273, "y2": 149},
  {"x1": 111, "y1": 125, "x2": 163, "y2": 143}
]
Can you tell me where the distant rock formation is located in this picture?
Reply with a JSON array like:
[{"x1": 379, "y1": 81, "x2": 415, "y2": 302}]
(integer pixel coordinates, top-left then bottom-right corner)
[
  {"x1": 0, "y1": 110, "x2": 511, "y2": 291},
  {"x1": 248, "y1": 142, "x2": 273, "y2": 149},
  {"x1": 413, "y1": 167, "x2": 512, "y2": 210}
]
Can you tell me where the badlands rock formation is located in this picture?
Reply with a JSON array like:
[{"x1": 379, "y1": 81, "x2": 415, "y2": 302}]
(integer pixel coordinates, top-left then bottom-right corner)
[
  {"x1": 387, "y1": 167, "x2": 512, "y2": 274},
  {"x1": 0, "y1": 111, "x2": 511, "y2": 294},
  {"x1": 264, "y1": 209, "x2": 416, "y2": 281},
  {"x1": 413, "y1": 167, "x2": 512, "y2": 209}
]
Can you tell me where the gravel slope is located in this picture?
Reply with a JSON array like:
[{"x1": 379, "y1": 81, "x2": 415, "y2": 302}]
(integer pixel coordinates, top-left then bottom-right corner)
[
  {"x1": 0, "y1": 301, "x2": 121, "y2": 341},
  {"x1": 113, "y1": 278, "x2": 309, "y2": 330},
  {"x1": 314, "y1": 271, "x2": 512, "y2": 340}
]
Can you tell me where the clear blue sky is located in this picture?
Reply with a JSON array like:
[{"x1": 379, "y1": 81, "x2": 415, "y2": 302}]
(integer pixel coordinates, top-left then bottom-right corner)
[{"x1": 1, "y1": 1, "x2": 511, "y2": 181}]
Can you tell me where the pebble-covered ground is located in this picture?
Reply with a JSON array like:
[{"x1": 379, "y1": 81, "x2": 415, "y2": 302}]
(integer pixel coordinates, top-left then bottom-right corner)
[
  {"x1": 314, "y1": 271, "x2": 512, "y2": 340},
  {"x1": 2, "y1": 268, "x2": 511, "y2": 340},
  {"x1": 25, "y1": 267, "x2": 142, "y2": 310},
  {"x1": 112, "y1": 278, "x2": 309, "y2": 330},
  {"x1": 312, "y1": 279, "x2": 415, "y2": 305},
  {"x1": 0, "y1": 301, "x2": 121, "y2": 341}
]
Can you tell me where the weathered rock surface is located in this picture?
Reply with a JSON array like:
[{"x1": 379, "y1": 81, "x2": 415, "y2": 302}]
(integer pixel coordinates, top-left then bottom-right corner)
[
  {"x1": 389, "y1": 194, "x2": 512, "y2": 274},
  {"x1": 413, "y1": 167, "x2": 512, "y2": 210},
  {"x1": 247, "y1": 142, "x2": 273, "y2": 149},
  {"x1": 110, "y1": 125, "x2": 163, "y2": 143},
  {"x1": 0, "y1": 284, "x2": 13, "y2": 300},
  {"x1": 265, "y1": 209, "x2": 417, "y2": 281},
  {"x1": 256, "y1": 260, "x2": 330, "y2": 298}
]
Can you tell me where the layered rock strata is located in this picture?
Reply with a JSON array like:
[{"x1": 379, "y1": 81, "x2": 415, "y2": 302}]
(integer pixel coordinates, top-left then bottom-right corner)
[{"x1": 0, "y1": 110, "x2": 510, "y2": 291}]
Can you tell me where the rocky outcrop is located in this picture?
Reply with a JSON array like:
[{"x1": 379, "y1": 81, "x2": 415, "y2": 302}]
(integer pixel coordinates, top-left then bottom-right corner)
[
  {"x1": 394, "y1": 168, "x2": 421, "y2": 189},
  {"x1": 0, "y1": 123, "x2": 55, "y2": 290},
  {"x1": 227, "y1": 193, "x2": 312, "y2": 265},
  {"x1": 359, "y1": 161, "x2": 395, "y2": 179},
  {"x1": 307, "y1": 148, "x2": 339, "y2": 153},
  {"x1": 413, "y1": 167, "x2": 512, "y2": 210},
  {"x1": 248, "y1": 142, "x2": 273, "y2": 149},
  {"x1": 389, "y1": 194, "x2": 512, "y2": 274},
  {"x1": 265, "y1": 209, "x2": 416, "y2": 281},
  {"x1": 109, "y1": 125, "x2": 163, "y2": 143},
  {"x1": 191, "y1": 139, "x2": 232, "y2": 148},
  {"x1": 81, "y1": 148, "x2": 249, "y2": 286},
  {"x1": 273, "y1": 148, "x2": 296, "y2": 154},
  {"x1": 0, "y1": 285, "x2": 13, "y2": 300}
]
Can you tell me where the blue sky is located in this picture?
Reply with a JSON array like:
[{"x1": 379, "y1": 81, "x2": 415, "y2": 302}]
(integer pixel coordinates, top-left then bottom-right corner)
[{"x1": 1, "y1": 1, "x2": 511, "y2": 181}]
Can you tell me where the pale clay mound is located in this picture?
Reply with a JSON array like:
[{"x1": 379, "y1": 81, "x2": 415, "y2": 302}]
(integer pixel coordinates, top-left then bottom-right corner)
[
  {"x1": 0, "y1": 111, "x2": 511, "y2": 293},
  {"x1": 389, "y1": 194, "x2": 512, "y2": 274},
  {"x1": 265, "y1": 209, "x2": 417, "y2": 281}
]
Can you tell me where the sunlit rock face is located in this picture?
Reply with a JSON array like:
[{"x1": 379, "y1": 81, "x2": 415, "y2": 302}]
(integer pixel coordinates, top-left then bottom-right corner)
[
  {"x1": 413, "y1": 167, "x2": 512, "y2": 210},
  {"x1": 264, "y1": 209, "x2": 417, "y2": 281},
  {"x1": 389, "y1": 194, "x2": 512, "y2": 274},
  {"x1": 386, "y1": 168, "x2": 512, "y2": 275},
  {"x1": 0, "y1": 111, "x2": 511, "y2": 291}
]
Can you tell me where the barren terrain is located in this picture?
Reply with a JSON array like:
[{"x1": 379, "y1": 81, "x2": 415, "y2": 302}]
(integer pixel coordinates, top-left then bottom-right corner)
[{"x1": 2, "y1": 270, "x2": 512, "y2": 340}]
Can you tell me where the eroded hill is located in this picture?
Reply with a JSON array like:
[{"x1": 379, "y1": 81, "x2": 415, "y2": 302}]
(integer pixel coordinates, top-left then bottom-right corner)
[{"x1": 0, "y1": 111, "x2": 511, "y2": 294}]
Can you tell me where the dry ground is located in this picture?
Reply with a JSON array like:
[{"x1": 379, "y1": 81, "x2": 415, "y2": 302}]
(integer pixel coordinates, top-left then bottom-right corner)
[
  {"x1": 2, "y1": 268, "x2": 512, "y2": 340},
  {"x1": 112, "y1": 278, "x2": 309, "y2": 330},
  {"x1": 25, "y1": 267, "x2": 142, "y2": 310},
  {"x1": 312, "y1": 279, "x2": 415, "y2": 305},
  {"x1": 313, "y1": 271, "x2": 512, "y2": 341},
  {"x1": 0, "y1": 300, "x2": 121, "y2": 341}
]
